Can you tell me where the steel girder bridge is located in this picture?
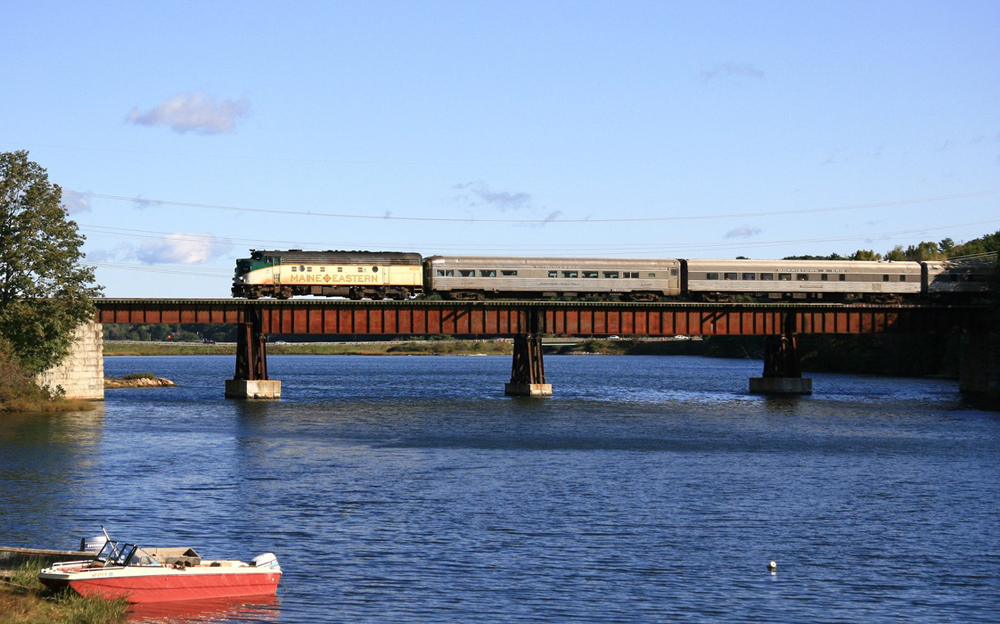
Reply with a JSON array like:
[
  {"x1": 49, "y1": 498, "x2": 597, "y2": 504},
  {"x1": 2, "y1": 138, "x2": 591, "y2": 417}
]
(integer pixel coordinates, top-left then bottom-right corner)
[{"x1": 95, "y1": 299, "x2": 989, "y2": 398}]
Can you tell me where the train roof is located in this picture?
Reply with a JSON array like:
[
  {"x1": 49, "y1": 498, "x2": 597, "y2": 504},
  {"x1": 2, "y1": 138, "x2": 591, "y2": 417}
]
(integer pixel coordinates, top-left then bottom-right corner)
[
  {"x1": 684, "y1": 258, "x2": 922, "y2": 270},
  {"x1": 250, "y1": 250, "x2": 422, "y2": 265},
  {"x1": 424, "y1": 255, "x2": 680, "y2": 266}
]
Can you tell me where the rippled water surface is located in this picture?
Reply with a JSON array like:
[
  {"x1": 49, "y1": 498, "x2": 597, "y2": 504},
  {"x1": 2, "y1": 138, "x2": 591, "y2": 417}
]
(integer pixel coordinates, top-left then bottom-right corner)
[{"x1": 2, "y1": 355, "x2": 999, "y2": 622}]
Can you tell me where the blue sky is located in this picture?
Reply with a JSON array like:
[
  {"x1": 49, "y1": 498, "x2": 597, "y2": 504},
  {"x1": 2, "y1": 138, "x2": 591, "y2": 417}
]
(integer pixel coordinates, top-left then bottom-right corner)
[{"x1": 2, "y1": 0, "x2": 998, "y2": 298}]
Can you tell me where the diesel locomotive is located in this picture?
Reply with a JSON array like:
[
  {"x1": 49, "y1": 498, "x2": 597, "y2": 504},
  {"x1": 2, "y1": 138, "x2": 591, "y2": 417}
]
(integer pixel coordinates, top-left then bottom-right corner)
[{"x1": 232, "y1": 249, "x2": 994, "y2": 302}]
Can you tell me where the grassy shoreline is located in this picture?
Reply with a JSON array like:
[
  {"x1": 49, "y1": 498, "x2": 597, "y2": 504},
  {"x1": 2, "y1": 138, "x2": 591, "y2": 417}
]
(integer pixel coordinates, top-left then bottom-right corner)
[{"x1": 0, "y1": 563, "x2": 127, "y2": 624}]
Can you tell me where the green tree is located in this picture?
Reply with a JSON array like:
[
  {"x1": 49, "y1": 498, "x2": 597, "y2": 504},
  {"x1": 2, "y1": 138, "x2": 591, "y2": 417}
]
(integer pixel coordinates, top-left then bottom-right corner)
[
  {"x1": 904, "y1": 241, "x2": 945, "y2": 261},
  {"x1": 0, "y1": 151, "x2": 102, "y2": 375},
  {"x1": 850, "y1": 249, "x2": 881, "y2": 261},
  {"x1": 884, "y1": 245, "x2": 907, "y2": 261}
]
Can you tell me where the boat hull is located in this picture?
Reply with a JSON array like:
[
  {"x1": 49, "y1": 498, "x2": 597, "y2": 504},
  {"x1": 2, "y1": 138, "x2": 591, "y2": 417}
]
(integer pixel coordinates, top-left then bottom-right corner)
[{"x1": 39, "y1": 565, "x2": 281, "y2": 603}]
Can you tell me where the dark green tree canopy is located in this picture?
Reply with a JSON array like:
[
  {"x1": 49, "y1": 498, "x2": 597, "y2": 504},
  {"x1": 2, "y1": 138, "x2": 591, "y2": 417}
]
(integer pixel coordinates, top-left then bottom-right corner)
[{"x1": 0, "y1": 150, "x2": 102, "y2": 374}]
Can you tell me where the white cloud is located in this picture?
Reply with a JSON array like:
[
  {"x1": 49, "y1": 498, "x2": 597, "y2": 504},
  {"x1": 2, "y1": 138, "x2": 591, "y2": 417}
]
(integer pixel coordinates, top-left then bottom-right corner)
[
  {"x1": 725, "y1": 226, "x2": 761, "y2": 239},
  {"x1": 701, "y1": 62, "x2": 765, "y2": 82},
  {"x1": 137, "y1": 233, "x2": 233, "y2": 264},
  {"x1": 61, "y1": 191, "x2": 91, "y2": 214},
  {"x1": 127, "y1": 91, "x2": 249, "y2": 135},
  {"x1": 452, "y1": 181, "x2": 532, "y2": 211}
]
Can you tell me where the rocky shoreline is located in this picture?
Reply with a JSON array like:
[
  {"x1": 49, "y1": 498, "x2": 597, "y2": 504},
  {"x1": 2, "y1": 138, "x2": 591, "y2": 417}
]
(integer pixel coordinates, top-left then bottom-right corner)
[{"x1": 104, "y1": 376, "x2": 175, "y2": 389}]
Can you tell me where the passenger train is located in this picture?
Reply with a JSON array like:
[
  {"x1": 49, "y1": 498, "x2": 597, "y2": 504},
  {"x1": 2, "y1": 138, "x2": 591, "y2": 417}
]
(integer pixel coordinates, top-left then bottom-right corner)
[{"x1": 232, "y1": 249, "x2": 994, "y2": 303}]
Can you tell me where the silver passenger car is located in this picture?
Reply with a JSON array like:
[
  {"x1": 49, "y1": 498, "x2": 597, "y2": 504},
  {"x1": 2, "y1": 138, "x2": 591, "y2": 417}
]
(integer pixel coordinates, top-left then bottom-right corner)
[
  {"x1": 684, "y1": 259, "x2": 924, "y2": 301},
  {"x1": 923, "y1": 261, "x2": 994, "y2": 294},
  {"x1": 424, "y1": 256, "x2": 682, "y2": 300}
]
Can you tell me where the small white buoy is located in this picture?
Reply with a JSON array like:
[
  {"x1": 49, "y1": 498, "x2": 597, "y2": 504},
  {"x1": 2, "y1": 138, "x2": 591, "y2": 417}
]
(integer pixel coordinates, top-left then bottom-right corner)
[{"x1": 768, "y1": 560, "x2": 777, "y2": 573}]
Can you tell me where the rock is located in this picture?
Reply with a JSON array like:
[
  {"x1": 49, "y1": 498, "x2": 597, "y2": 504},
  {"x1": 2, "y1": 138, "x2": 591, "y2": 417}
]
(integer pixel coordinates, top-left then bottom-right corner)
[{"x1": 104, "y1": 377, "x2": 176, "y2": 389}]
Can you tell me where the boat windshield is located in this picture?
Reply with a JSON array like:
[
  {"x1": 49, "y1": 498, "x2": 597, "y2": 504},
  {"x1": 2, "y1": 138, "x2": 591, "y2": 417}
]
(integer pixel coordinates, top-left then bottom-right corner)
[{"x1": 96, "y1": 541, "x2": 163, "y2": 567}]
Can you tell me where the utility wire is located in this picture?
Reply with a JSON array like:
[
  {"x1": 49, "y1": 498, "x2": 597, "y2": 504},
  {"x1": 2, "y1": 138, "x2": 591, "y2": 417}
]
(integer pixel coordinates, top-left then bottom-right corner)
[{"x1": 72, "y1": 189, "x2": 1000, "y2": 225}]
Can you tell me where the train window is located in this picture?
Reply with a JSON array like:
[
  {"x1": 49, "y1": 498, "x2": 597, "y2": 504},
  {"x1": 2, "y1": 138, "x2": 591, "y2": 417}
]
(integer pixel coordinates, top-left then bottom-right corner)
[
  {"x1": 671, "y1": 268, "x2": 678, "y2": 276},
  {"x1": 820, "y1": 274, "x2": 828, "y2": 281},
  {"x1": 647, "y1": 273, "x2": 656, "y2": 278},
  {"x1": 742, "y1": 273, "x2": 756, "y2": 280},
  {"x1": 603, "y1": 271, "x2": 619, "y2": 279},
  {"x1": 778, "y1": 274, "x2": 791, "y2": 281},
  {"x1": 562, "y1": 271, "x2": 579, "y2": 278},
  {"x1": 548, "y1": 271, "x2": 558, "y2": 278},
  {"x1": 898, "y1": 275, "x2": 906, "y2": 282},
  {"x1": 724, "y1": 273, "x2": 737, "y2": 280},
  {"x1": 839, "y1": 274, "x2": 846, "y2": 281},
  {"x1": 459, "y1": 270, "x2": 475, "y2": 277},
  {"x1": 882, "y1": 274, "x2": 890, "y2": 282},
  {"x1": 583, "y1": 271, "x2": 599, "y2": 278},
  {"x1": 760, "y1": 273, "x2": 774, "y2": 280},
  {"x1": 502, "y1": 270, "x2": 518, "y2": 276},
  {"x1": 707, "y1": 273, "x2": 719, "y2": 280},
  {"x1": 625, "y1": 272, "x2": 639, "y2": 278},
  {"x1": 796, "y1": 274, "x2": 809, "y2": 281},
  {"x1": 480, "y1": 270, "x2": 496, "y2": 277}
]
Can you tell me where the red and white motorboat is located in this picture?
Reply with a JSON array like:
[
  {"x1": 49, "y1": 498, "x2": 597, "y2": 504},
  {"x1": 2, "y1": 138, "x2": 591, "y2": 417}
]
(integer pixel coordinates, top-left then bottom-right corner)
[{"x1": 38, "y1": 536, "x2": 281, "y2": 603}]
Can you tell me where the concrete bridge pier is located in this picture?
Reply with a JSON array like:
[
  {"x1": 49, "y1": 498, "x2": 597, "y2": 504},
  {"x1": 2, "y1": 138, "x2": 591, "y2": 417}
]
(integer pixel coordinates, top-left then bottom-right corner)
[
  {"x1": 505, "y1": 333, "x2": 552, "y2": 397},
  {"x1": 505, "y1": 311, "x2": 551, "y2": 397},
  {"x1": 960, "y1": 331, "x2": 1000, "y2": 409},
  {"x1": 750, "y1": 314, "x2": 812, "y2": 395},
  {"x1": 226, "y1": 306, "x2": 280, "y2": 399}
]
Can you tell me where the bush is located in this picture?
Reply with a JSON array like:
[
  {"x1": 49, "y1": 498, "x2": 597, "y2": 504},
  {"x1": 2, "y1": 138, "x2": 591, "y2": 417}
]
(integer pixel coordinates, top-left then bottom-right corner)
[{"x1": 122, "y1": 372, "x2": 155, "y2": 380}]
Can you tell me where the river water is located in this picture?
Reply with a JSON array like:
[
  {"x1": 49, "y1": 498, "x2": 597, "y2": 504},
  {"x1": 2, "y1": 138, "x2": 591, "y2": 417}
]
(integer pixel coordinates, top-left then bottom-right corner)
[{"x1": 1, "y1": 355, "x2": 998, "y2": 622}]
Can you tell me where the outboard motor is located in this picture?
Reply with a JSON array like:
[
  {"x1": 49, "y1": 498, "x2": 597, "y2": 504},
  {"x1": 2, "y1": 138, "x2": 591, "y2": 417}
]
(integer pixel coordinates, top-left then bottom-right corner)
[
  {"x1": 80, "y1": 535, "x2": 108, "y2": 552},
  {"x1": 251, "y1": 552, "x2": 279, "y2": 568}
]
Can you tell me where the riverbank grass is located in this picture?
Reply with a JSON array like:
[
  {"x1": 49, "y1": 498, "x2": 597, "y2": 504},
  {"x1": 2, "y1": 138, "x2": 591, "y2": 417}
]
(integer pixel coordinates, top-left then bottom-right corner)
[
  {"x1": 0, "y1": 383, "x2": 95, "y2": 414},
  {"x1": 0, "y1": 561, "x2": 127, "y2": 624}
]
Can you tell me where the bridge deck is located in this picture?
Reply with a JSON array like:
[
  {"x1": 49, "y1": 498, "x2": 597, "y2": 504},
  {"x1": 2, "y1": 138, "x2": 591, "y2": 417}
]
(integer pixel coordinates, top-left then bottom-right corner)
[{"x1": 94, "y1": 299, "x2": 987, "y2": 337}]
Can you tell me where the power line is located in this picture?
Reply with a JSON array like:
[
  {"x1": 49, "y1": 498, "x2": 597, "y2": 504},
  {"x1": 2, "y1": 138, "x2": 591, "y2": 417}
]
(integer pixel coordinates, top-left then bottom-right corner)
[
  {"x1": 79, "y1": 217, "x2": 1000, "y2": 256},
  {"x1": 72, "y1": 189, "x2": 1000, "y2": 225}
]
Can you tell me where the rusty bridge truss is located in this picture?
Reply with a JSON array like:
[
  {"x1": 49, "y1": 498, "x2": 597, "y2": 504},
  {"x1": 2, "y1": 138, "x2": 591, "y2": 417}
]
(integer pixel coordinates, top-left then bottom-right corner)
[{"x1": 95, "y1": 299, "x2": 989, "y2": 395}]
